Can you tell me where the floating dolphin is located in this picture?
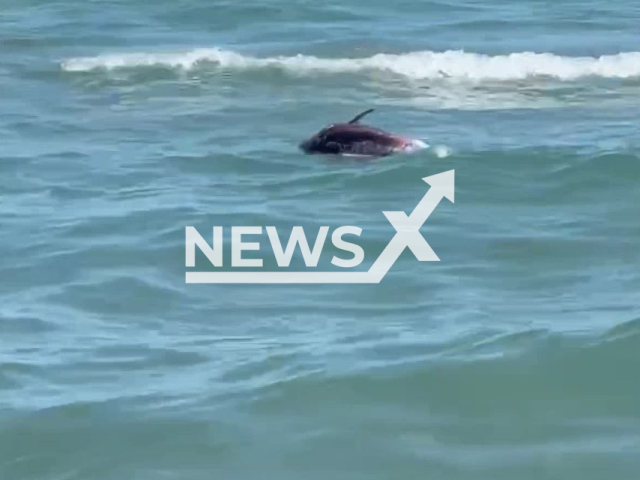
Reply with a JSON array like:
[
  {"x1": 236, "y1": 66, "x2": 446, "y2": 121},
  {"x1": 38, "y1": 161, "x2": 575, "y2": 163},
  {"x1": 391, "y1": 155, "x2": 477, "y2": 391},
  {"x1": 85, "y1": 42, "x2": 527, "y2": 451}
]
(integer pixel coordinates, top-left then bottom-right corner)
[{"x1": 299, "y1": 109, "x2": 427, "y2": 157}]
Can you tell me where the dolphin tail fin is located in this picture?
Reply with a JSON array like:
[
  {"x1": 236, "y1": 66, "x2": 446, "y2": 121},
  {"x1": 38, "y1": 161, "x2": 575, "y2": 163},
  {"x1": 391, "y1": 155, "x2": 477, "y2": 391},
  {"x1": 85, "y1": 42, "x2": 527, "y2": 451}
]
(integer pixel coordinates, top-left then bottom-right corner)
[{"x1": 348, "y1": 108, "x2": 375, "y2": 124}]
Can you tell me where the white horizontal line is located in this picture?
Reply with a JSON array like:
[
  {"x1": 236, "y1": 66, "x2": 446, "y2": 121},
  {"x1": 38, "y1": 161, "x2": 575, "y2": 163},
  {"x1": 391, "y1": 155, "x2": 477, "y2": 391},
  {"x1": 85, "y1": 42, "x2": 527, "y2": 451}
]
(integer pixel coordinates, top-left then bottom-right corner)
[{"x1": 186, "y1": 271, "x2": 380, "y2": 284}]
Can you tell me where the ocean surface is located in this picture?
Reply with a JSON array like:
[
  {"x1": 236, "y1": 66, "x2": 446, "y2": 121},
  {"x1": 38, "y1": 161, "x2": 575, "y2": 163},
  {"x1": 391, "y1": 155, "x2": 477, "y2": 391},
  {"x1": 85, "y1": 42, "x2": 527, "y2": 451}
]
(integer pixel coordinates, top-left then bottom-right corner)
[{"x1": 2, "y1": 0, "x2": 640, "y2": 478}]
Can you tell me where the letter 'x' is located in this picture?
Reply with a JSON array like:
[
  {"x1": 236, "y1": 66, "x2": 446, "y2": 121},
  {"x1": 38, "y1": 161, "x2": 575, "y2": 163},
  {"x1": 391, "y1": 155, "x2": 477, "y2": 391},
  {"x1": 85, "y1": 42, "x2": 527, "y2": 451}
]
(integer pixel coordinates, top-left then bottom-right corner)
[
  {"x1": 371, "y1": 170, "x2": 455, "y2": 271},
  {"x1": 383, "y1": 210, "x2": 439, "y2": 261}
]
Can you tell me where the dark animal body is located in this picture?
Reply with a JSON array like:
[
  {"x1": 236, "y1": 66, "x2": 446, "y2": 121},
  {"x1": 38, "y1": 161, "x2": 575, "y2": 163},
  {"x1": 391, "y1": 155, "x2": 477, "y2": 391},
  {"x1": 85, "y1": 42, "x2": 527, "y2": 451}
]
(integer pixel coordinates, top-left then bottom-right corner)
[{"x1": 299, "y1": 109, "x2": 427, "y2": 157}]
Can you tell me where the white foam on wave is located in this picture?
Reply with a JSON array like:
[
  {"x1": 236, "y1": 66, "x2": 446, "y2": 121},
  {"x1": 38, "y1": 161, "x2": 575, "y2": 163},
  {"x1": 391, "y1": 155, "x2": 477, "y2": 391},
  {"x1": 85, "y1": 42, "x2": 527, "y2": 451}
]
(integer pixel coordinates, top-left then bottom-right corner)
[{"x1": 61, "y1": 48, "x2": 640, "y2": 81}]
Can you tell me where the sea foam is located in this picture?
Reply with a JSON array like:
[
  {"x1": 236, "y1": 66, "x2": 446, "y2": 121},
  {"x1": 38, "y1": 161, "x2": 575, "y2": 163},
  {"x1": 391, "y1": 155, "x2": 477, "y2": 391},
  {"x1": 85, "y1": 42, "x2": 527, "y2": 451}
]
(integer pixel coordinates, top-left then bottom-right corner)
[{"x1": 61, "y1": 48, "x2": 640, "y2": 81}]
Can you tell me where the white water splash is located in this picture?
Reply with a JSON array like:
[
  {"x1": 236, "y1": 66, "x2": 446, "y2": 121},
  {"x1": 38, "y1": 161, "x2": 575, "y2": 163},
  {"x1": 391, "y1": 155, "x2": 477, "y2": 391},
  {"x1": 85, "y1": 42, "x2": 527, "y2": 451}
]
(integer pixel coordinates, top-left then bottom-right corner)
[
  {"x1": 61, "y1": 48, "x2": 640, "y2": 81},
  {"x1": 432, "y1": 146, "x2": 451, "y2": 158}
]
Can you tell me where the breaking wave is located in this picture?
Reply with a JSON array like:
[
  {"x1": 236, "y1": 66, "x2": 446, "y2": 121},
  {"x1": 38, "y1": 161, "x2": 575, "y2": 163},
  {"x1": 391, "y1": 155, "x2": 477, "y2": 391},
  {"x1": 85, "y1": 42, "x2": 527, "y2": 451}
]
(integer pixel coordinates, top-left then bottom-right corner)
[{"x1": 60, "y1": 48, "x2": 640, "y2": 81}]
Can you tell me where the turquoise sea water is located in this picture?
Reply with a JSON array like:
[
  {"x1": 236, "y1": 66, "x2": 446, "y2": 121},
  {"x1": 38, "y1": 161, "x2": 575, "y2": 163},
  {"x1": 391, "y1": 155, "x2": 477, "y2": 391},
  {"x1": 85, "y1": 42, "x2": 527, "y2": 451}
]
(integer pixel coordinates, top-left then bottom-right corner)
[{"x1": 2, "y1": 1, "x2": 640, "y2": 479}]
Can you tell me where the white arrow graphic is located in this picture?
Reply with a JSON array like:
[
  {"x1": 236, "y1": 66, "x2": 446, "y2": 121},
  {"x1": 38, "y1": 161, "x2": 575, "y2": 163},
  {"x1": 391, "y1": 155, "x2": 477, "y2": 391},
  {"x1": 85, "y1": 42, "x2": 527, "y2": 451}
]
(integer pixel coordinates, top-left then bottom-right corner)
[
  {"x1": 186, "y1": 170, "x2": 455, "y2": 284},
  {"x1": 367, "y1": 169, "x2": 455, "y2": 282}
]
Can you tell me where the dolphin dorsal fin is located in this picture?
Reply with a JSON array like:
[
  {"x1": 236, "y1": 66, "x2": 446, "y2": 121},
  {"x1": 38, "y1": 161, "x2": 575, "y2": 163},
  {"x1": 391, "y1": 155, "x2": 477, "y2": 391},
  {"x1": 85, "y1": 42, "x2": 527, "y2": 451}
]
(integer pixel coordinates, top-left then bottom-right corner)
[{"x1": 348, "y1": 108, "x2": 375, "y2": 124}]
